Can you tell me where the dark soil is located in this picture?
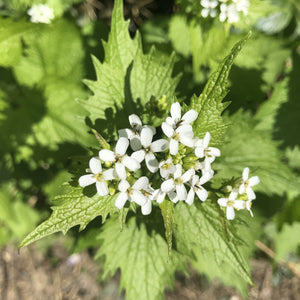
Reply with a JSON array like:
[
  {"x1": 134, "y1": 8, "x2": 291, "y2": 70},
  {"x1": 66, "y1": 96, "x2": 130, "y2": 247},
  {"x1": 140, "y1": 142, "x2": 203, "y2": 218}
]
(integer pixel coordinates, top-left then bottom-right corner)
[{"x1": 0, "y1": 242, "x2": 299, "y2": 300}]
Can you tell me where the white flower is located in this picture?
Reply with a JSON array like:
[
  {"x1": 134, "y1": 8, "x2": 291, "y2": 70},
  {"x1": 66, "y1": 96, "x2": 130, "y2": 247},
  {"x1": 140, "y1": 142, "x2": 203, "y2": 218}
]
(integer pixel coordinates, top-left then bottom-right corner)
[
  {"x1": 217, "y1": 190, "x2": 245, "y2": 220},
  {"x1": 79, "y1": 157, "x2": 115, "y2": 196},
  {"x1": 165, "y1": 102, "x2": 198, "y2": 130},
  {"x1": 194, "y1": 132, "x2": 220, "y2": 162},
  {"x1": 201, "y1": 0, "x2": 218, "y2": 18},
  {"x1": 27, "y1": 4, "x2": 54, "y2": 24},
  {"x1": 99, "y1": 137, "x2": 140, "y2": 179},
  {"x1": 162, "y1": 123, "x2": 194, "y2": 155},
  {"x1": 186, "y1": 172, "x2": 213, "y2": 205},
  {"x1": 239, "y1": 167, "x2": 260, "y2": 200},
  {"x1": 246, "y1": 199, "x2": 254, "y2": 217},
  {"x1": 131, "y1": 127, "x2": 168, "y2": 173},
  {"x1": 233, "y1": 0, "x2": 250, "y2": 15},
  {"x1": 118, "y1": 114, "x2": 155, "y2": 151},
  {"x1": 161, "y1": 164, "x2": 195, "y2": 201},
  {"x1": 159, "y1": 158, "x2": 176, "y2": 178},
  {"x1": 115, "y1": 177, "x2": 148, "y2": 209},
  {"x1": 219, "y1": 3, "x2": 240, "y2": 23},
  {"x1": 140, "y1": 185, "x2": 157, "y2": 215}
]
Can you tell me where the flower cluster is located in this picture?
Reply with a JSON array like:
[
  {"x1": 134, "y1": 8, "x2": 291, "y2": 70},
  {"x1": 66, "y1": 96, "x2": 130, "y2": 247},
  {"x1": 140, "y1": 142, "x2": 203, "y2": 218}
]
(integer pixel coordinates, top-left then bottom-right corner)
[
  {"x1": 217, "y1": 167, "x2": 260, "y2": 220},
  {"x1": 27, "y1": 4, "x2": 54, "y2": 24},
  {"x1": 200, "y1": 0, "x2": 250, "y2": 23},
  {"x1": 79, "y1": 102, "x2": 221, "y2": 215}
]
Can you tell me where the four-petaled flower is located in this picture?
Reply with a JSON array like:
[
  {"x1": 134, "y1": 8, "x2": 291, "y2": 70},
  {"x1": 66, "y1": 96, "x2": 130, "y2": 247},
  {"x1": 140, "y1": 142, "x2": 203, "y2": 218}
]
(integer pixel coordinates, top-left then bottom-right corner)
[
  {"x1": 99, "y1": 137, "x2": 140, "y2": 179},
  {"x1": 159, "y1": 158, "x2": 176, "y2": 178},
  {"x1": 79, "y1": 157, "x2": 115, "y2": 196},
  {"x1": 194, "y1": 132, "x2": 220, "y2": 162},
  {"x1": 161, "y1": 164, "x2": 195, "y2": 201},
  {"x1": 115, "y1": 177, "x2": 149, "y2": 209},
  {"x1": 132, "y1": 127, "x2": 168, "y2": 173},
  {"x1": 27, "y1": 4, "x2": 54, "y2": 24},
  {"x1": 217, "y1": 190, "x2": 246, "y2": 220},
  {"x1": 239, "y1": 167, "x2": 260, "y2": 200}
]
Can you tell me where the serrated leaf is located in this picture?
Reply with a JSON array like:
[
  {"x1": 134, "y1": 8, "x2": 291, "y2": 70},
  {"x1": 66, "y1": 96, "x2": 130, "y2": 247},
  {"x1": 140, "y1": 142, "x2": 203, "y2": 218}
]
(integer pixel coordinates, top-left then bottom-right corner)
[
  {"x1": 19, "y1": 185, "x2": 117, "y2": 248},
  {"x1": 0, "y1": 17, "x2": 34, "y2": 67},
  {"x1": 159, "y1": 200, "x2": 174, "y2": 258},
  {"x1": 173, "y1": 201, "x2": 252, "y2": 285},
  {"x1": 81, "y1": 0, "x2": 179, "y2": 131},
  {"x1": 96, "y1": 216, "x2": 186, "y2": 300},
  {"x1": 190, "y1": 33, "x2": 251, "y2": 144}
]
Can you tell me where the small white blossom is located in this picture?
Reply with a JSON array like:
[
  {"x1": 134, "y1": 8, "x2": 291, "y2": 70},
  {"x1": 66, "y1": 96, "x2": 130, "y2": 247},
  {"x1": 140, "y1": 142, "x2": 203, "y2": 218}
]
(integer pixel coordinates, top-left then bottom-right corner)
[
  {"x1": 165, "y1": 102, "x2": 198, "y2": 130},
  {"x1": 194, "y1": 132, "x2": 220, "y2": 162},
  {"x1": 201, "y1": 0, "x2": 218, "y2": 18},
  {"x1": 218, "y1": 190, "x2": 245, "y2": 220},
  {"x1": 245, "y1": 199, "x2": 254, "y2": 217},
  {"x1": 27, "y1": 4, "x2": 54, "y2": 24},
  {"x1": 161, "y1": 164, "x2": 195, "y2": 201},
  {"x1": 162, "y1": 123, "x2": 194, "y2": 155},
  {"x1": 239, "y1": 167, "x2": 260, "y2": 200},
  {"x1": 79, "y1": 157, "x2": 115, "y2": 196},
  {"x1": 115, "y1": 177, "x2": 149, "y2": 209},
  {"x1": 131, "y1": 127, "x2": 168, "y2": 173},
  {"x1": 159, "y1": 158, "x2": 176, "y2": 178},
  {"x1": 118, "y1": 114, "x2": 155, "y2": 151},
  {"x1": 219, "y1": 3, "x2": 240, "y2": 23},
  {"x1": 99, "y1": 137, "x2": 140, "y2": 179},
  {"x1": 186, "y1": 172, "x2": 213, "y2": 205},
  {"x1": 233, "y1": 0, "x2": 250, "y2": 15}
]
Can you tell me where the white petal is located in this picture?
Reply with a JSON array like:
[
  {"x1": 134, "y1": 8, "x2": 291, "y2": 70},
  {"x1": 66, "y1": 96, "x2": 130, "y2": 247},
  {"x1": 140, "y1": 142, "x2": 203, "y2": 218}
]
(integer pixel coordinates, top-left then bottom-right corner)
[
  {"x1": 103, "y1": 168, "x2": 115, "y2": 180},
  {"x1": 181, "y1": 169, "x2": 195, "y2": 183},
  {"x1": 195, "y1": 147, "x2": 204, "y2": 158},
  {"x1": 96, "y1": 181, "x2": 109, "y2": 196},
  {"x1": 115, "y1": 137, "x2": 129, "y2": 155},
  {"x1": 130, "y1": 136, "x2": 142, "y2": 151},
  {"x1": 249, "y1": 176, "x2": 260, "y2": 187},
  {"x1": 191, "y1": 175, "x2": 199, "y2": 186},
  {"x1": 141, "y1": 127, "x2": 153, "y2": 147},
  {"x1": 176, "y1": 124, "x2": 193, "y2": 134},
  {"x1": 180, "y1": 135, "x2": 195, "y2": 148},
  {"x1": 208, "y1": 147, "x2": 221, "y2": 157},
  {"x1": 160, "y1": 168, "x2": 169, "y2": 178},
  {"x1": 122, "y1": 155, "x2": 140, "y2": 171},
  {"x1": 118, "y1": 128, "x2": 134, "y2": 139},
  {"x1": 145, "y1": 153, "x2": 159, "y2": 173},
  {"x1": 129, "y1": 114, "x2": 142, "y2": 127},
  {"x1": 176, "y1": 184, "x2": 187, "y2": 201},
  {"x1": 182, "y1": 110, "x2": 198, "y2": 124},
  {"x1": 89, "y1": 157, "x2": 102, "y2": 174},
  {"x1": 171, "y1": 102, "x2": 181, "y2": 120},
  {"x1": 150, "y1": 139, "x2": 169, "y2": 152},
  {"x1": 234, "y1": 200, "x2": 246, "y2": 210},
  {"x1": 132, "y1": 176, "x2": 149, "y2": 191},
  {"x1": 226, "y1": 207, "x2": 235, "y2": 220},
  {"x1": 195, "y1": 188, "x2": 208, "y2": 202},
  {"x1": 203, "y1": 132, "x2": 211, "y2": 148},
  {"x1": 166, "y1": 116, "x2": 175, "y2": 126},
  {"x1": 168, "y1": 191, "x2": 178, "y2": 203},
  {"x1": 118, "y1": 180, "x2": 130, "y2": 192},
  {"x1": 162, "y1": 122, "x2": 174, "y2": 138},
  {"x1": 156, "y1": 190, "x2": 166, "y2": 203},
  {"x1": 141, "y1": 199, "x2": 152, "y2": 215},
  {"x1": 239, "y1": 184, "x2": 245, "y2": 194},
  {"x1": 115, "y1": 192, "x2": 128, "y2": 209},
  {"x1": 143, "y1": 125, "x2": 156, "y2": 135},
  {"x1": 218, "y1": 198, "x2": 228, "y2": 207},
  {"x1": 185, "y1": 189, "x2": 195, "y2": 205},
  {"x1": 130, "y1": 190, "x2": 147, "y2": 206},
  {"x1": 229, "y1": 190, "x2": 238, "y2": 200},
  {"x1": 199, "y1": 172, "x2": 213, "y2": 185},
  {"x1": 242, "y1": 167, "x2": 249, "y2": 181},
  {"x1": 169, "y1": 139, "x2": 179, "y2": 155},
  {"x1": 246, "y1": 187, "x2": 256, "y2": 200},
  {"x1": 131, "y1": 150, "x2": 146, "y2": 163},
  {"x1": 174, "y1": 164, "x2": 182, "y2": 179},
  {"x1": 79, "y1": 174, "x2": 96, "y2": 187},
  {"x1": 161, "y1": 179, "x2": 175, "y2": 192},
  {"x1": 99, "y1": 149, "x2": 115, "y2": 162},
  {"x1": 115, "y1": 162, "x2": 126, "y2": 179}
]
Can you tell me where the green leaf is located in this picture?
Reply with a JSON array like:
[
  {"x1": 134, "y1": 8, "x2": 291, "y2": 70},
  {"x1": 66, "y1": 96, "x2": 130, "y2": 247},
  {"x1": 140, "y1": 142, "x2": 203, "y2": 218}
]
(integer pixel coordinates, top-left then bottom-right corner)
[
  {"x1": 173, "y1": 201, "x2": 253, "y2": 286},
  {"x1": 190, "y1": 33, "x2": 251, "y2": 145},
  {"x1": 0, "y1": 17, "x2": 34, "y2": 67},
  {"x1": 159, "y1": 200, "x2": 174, "y2": 258},
  {"x1": 19, "y1": 185, "x2": 118, "y2": 248},
  {"x1": 81, "y1": 0, "x2": 179, "y2": 132},
  {"x1": 96, "y1": 216, "x2": 186, "y2": 300},
  {"x1": 274, "y1": 222, "x2": 300, "y2": 260}
]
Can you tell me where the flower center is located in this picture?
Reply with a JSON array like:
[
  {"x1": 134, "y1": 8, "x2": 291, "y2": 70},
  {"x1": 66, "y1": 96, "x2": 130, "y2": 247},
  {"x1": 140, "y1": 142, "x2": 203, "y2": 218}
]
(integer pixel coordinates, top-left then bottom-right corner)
[
  {"x1": 175, "y1": 178, "x2": 183, "y2": 185},
  {"x1": 115, "y1": 154, "x2": 123, "y2": 163},
  {"x1": 94, "y1": 172, "x2": 104, "y2": 182},
  {"x1": 162, "y1": 163, "x2": 170, "y2": 170},
  {"x1": 172, "y1": 132, "x2": 180, "y2": 141},
  {"x1": 227, "y1": 200, "x2": 235, "y2": 207}
]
